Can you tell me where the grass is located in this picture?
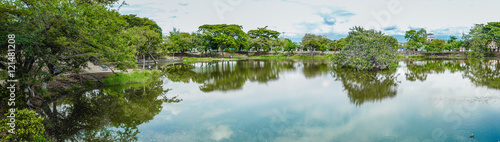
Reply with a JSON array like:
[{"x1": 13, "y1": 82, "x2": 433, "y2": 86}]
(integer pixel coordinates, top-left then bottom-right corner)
[{"x1": 103, "y1": 70, "x2": 160, "y2": 86}]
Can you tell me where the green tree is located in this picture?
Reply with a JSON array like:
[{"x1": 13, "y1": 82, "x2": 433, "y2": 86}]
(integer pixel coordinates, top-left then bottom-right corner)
[
  {"x1": 463, "y1": 24, "x2": 492, "y2": 57},
  {"x1": 404, "y1": 29, "x2": 427, "y2": 52},
  {"x1": 426, "y1": 39, "x2": 446, "y2": 54},
  {"x1": 247, "y1": 26, "x2": 280, "y2": 53},
  {"x1": 302, "y1": 34, "x2": 323, "y2": 56},
  {"x1": 483, "y1": 22, "x2": 500, "y2": 52},
  {"x1": 0, "y1": 0, "x2": 144, "y2": 108},
  {"x1": 333, "y1": 27, "x2": 398, "y2": 70},
  {"x1": 165, "y1": 29, "x2": 193, "y2": 57},
  {"x1": 0, "y1": 109, "x2": 46, "y2": 142},
  {"x1": 198, "y1": 24, "x2": 247, "y2": 57},
  {"x1": 447, "y1": 36, "x2": 458, "y2": 43},
  {"x1": 283, "y1": 38, "x2": 298, "y2": 54},
  {"x1": 335, "y1": 38, "x2": 347, "y2": 51},
  {"x1": 121, "y1": 14, "x2": 163, "y2": 65}
]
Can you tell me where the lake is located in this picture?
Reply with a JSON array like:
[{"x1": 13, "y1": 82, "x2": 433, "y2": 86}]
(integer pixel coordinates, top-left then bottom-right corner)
[{"x1": 42, "y1": 59, "x2": 500, "y2": 142}]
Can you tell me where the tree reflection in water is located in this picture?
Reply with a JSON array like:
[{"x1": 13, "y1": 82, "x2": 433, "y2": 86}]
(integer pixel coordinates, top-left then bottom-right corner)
[
  {"x1": 41, "y1": 77, "x2": 181, "y2": 142},
  {"x1": 405, "y1": 59, "x2": 500, "y2": 89},
  {"x1": 164, "y1": 60, "x2": 296, "y2": 92},
  {"x1": 332, "y1": 67, "x2": 399, "y2": 106}
]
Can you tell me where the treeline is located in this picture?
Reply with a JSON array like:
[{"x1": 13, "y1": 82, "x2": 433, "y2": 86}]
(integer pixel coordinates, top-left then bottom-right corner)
[
  {"x1": 404, "y1": 22, "x2": 500, "y2": 57},
  {"x1": 164, "y1": 25, "x2": 346, "y2": 57}
]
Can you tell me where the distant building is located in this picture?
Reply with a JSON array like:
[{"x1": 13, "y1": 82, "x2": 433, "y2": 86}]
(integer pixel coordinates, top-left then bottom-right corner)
[
  {"x1": 426, "y1": 33, "x2": 435, "y2": 42},
  {"x1": 488, "y1": 41, "x2": 498, "y2": 52}
]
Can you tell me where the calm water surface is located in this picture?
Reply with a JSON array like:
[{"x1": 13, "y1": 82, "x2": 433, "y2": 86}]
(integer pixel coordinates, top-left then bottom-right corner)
[{"x1": 43, "y1": 59, "x2": 500, "y2": 142}]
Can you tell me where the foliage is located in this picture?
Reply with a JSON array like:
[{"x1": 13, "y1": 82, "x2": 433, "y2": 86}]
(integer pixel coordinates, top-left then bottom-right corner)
[
  {"x1": 165, "y1": 61, "x2": 296, "y2": 92},
  {"x1": 301, "y1": 34, "x2": 323, "y2": 56},
  {"x1": 247, "y1": 26, "x2": 280, "y2": 52},
  {"x1": 332, "y1": 67, "x2": 399, "y2": 106},
  {"x1": 0, "y1": 109, "x2": 45, "y2": 142},
  {"x1": 333, "y1": 27, "x2": 398, "y2": 70},
  {"x1": 42, "y1": 78, "x2": 180, "y2": 141},
  {"x1": 164, "y1": 28, "x2": 194, "y2": 55},
  {"x1": 334, "y1": 38, "x2": 347, "y2": 51},
  {"x1": 463, "y1": 24, "x2": 492, "y2": 58},
  {"x1": 121, "y1": 14, "x2": 163, "y2": 59},
  {"x1": 283, "y1": 38, "x2": 299, "y2": 53},
  {"x1": 198, "y1": 24, "x2": 248, "y2": 57},
  {"x1": 103, "y1": 70, "x2": 160, "y2": 85},
  {"x1": 0, "y1": 0, "x2": 155, "y2": 106},
  {"x1": 425, "y1": 39, "x2": 446, "y2": 53},
  {"x1": 404, "y1": 59, "x2": 500, "y2": 89},
  {"x1": 404, "y1": 29, "x2": 427, "y2": 51}
]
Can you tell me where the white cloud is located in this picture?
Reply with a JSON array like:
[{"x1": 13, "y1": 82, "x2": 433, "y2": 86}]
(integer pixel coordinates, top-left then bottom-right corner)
[
  {"x1": 207, "y1": 124, "x2": 234, "y2": 141},
  {"x1": 118, "y1": 0, "x2": 500, "y2": 40}
]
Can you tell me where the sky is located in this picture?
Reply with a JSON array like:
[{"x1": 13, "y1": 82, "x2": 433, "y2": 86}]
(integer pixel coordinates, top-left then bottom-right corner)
[{"x1": 116, "y1": 0, "x2": 500, "y2": 42}]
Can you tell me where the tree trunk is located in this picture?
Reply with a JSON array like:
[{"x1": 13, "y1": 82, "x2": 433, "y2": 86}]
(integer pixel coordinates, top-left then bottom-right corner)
[{"x1": 148, "y1": 52, "x2": 157, "y2": 67}]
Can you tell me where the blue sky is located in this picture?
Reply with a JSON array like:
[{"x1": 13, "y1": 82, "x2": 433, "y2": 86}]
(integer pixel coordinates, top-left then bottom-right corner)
[{"x1": 117, "y1": 0, "x2": 500, "y2": 42}]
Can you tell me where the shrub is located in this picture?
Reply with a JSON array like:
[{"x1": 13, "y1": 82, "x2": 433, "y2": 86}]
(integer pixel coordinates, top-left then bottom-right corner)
[
  {"x1": 0, "y1": 109, "x2": 46, "y2": 142},
  {"x1": 333, "y1": 27, "x2": 398, "y2": 70}
]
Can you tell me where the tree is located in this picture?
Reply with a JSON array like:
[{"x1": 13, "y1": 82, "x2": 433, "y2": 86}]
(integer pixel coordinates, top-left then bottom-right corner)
[
  {"x1": 483, "y1": 22, "x2": 500, "y2": 52},
  {"x1": 404, "y1": 29, "x2": 427, "y2": 52},
  {"x1": 247, "y1": 26, "x2": 280, "y2": 53},
  {"x1": 198, "y1": 24, "x2": 247, "y2": 57},
  {"x1": 164, "y1": 29, "x2": 193, "y2": 56},
  {"x1": 0, "y1": 109, "x2": 46, "y2": 142},
  {"x1": 0, "y1": 0, "x2": 144, "y2": 107},
  {"x1": 283, "y1": 38, "x2": 298, "y2": 54},
  {"x1": 335, "y1": 38, "x2": 347, "y2": 51},
  {"x1": 447, "y1": 36, "x2": 458, "y2": 43},
  {"x1": 426, "y1": 39, "x2": 446, "y2": 54},
  {"x1": 333, "y1": 26, "x2": 398, "y2": 70},
  {"x1": 463, "y1": 24, "x2": 492, "y2": 57},
  {"x1": 302, "y1": 34, "x2": 323, "y2": 56},
  {"x1": 121, "y1": 14, "x2": 163, "y2": 65}
]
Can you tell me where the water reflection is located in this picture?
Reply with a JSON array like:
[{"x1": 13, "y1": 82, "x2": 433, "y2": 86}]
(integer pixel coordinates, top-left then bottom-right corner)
[
  {"x1": 405, "y1": 59, "x2": 500, "y2": 89},
  {"x1": 40, "y1": 59, "x2": 500, "y2": 141},
  {"x1": 164, "y1": 60, "x2": 296, "y2": 92},
  {"x1": 42, "y1": 78, "x2": 181, "y2": 141},
  {"x1": 332, "y1": 67, "x2": 399, "y2": 106},
  {"x1": 302, "y1": 61, "x2": 330, "y2": 79}
]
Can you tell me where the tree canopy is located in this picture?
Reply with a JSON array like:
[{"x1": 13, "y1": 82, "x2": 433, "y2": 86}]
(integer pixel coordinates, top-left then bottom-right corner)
[
  {"x1": 198, "y1": 24, "x2": 247, "y2": 57},
  {"x1": 333, "y1": 27, "x2": 398, "y2": 70},
  {"x1": 404, "y1": 29, "x2": 427, "y2": 51}
]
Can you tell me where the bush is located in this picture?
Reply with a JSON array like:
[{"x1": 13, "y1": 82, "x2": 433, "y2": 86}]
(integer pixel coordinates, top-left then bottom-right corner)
[
  {"x1": 333, "y1": 27, "x2": 398, "y2": 70},
  {"x1": 0, "y1": 109, "x2": 46, "y2": 142}
]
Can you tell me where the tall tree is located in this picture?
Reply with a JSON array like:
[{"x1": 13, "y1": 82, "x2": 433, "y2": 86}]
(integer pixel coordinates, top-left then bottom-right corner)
[
  {"x1": 404, "y1": 29, "x2": 427, "y2": 52},
  {"x1": 333, "y1": 26, "x2": 398, "y2": 70},
  {"x1": 463, "y1": 24, "x2": 492, "y2": 57},
  {"x1": 198, "y1": 24, "x2": 247, "y2": 57},
  {"x1": 283, "y1": 38, "x2": 298, "y2": 54},
  {"x1": 301, "y1": 34, "x2": 323, "y2": 56},
  {"x1": 0, "y1": 0, "x2": 150, "y2": 109},
  {"x1": 121, "y1": 14, "x2": 163, "y2": 64},
  {"x1": 426, "y1": 39, "x2": 446, "y2": 54},
  {"x1": 247, "y1": 26, "x2": 280, "y2": 52}
]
